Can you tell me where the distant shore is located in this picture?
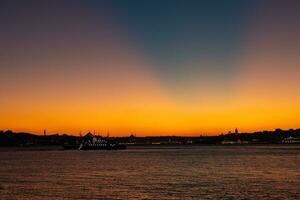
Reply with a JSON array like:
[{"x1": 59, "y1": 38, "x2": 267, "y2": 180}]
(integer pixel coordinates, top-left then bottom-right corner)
[
  {"x1": 1, "y1": 129, "x2": 300, "y2": 149},
  {"x1": 1, "y1": 143, "x2": 300, "y2": 152}
]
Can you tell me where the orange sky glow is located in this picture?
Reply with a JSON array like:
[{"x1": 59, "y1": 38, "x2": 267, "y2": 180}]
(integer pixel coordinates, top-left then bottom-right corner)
[{"x1": 0, "y1": 1, "x2": 299, "y2": 136}]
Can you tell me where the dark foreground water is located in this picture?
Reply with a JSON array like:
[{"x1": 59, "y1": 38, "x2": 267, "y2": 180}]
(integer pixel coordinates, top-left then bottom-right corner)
[{"x1": 0, "y1": 145, "x2": 299, "y2": 200}]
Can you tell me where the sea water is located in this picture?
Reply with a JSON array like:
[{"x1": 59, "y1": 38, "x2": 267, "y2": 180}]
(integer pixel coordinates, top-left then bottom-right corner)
[{"x1": 0, "y1": 145, "x2": 299, "y2": 199}]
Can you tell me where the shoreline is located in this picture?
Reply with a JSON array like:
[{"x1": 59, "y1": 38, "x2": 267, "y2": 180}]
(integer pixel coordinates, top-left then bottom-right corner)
[{"x1": 0, "y1": 143, "x2": 299, "y2": 152}]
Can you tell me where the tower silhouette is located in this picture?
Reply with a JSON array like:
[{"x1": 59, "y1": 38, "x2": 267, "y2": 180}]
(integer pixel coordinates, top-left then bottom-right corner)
[{"x1": 235, "y1": 128, "x2": 238, "y2": 134}]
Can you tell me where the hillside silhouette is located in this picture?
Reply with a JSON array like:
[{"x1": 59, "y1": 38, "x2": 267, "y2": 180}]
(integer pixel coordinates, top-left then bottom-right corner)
[{"x1": 1, "y1": 128, "x2": 300, "y2": 148}]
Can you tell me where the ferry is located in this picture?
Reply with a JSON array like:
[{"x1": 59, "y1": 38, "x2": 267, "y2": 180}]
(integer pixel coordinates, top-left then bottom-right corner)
[
  {"x1": 63, "y1": 132, "x2": 126, "y2": 150},
  {"x1": 282, "y1": 136, "x2": 300, "y2": 144},
  {"x1": 79, "y1": 136, "x2": 126, "y2": 150}
]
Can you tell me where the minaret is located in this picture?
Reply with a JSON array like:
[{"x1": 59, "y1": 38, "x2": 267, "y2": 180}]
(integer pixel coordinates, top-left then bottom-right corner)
[
  {"x1": 235, "y1": 128, "x2": 238, "y2": 134},
  {"x1": 44, "y1": 129, "x2": 46, "y2": 136}
]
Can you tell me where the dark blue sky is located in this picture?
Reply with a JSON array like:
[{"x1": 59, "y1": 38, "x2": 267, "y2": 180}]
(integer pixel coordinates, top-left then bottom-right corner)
[{"x1": 88, "y1": 0, "x2": 256, "y2": 81}]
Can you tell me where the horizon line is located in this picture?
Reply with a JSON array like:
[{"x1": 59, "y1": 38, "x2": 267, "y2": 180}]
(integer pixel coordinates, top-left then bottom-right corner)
[{"x1": 1, "y1": 127, "x2": 299, "y2": 137}]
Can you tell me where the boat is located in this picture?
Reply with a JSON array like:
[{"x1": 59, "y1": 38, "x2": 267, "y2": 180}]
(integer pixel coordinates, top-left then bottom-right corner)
[
  {"x1": 79, "y1": 136, "x2": 126, "y2": 150},
  {"x1": 282, "y1": 136, "x2": 300, "y2": 144},
  {"x1": 63, "y1": 132, "x2": 126, "y2": 150}
]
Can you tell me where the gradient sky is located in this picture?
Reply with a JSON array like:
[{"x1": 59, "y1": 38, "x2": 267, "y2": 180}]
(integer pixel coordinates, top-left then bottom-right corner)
[{"x1": 0, "y1": 0, "x2": 299, "y2": 136}]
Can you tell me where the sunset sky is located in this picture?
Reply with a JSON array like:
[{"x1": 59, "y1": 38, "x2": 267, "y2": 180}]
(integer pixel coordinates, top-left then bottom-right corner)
[{"x1": 0, "y1": 0, "x2": 299, "y2": 136}]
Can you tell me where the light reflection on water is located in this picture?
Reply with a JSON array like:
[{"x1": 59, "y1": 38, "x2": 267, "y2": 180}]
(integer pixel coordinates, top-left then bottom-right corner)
[{"x1": 0, "y1": 145, "x2": 299, "y2": 199}]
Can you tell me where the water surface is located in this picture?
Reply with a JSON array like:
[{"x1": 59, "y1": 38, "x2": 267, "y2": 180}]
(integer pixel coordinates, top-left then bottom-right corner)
[{"x1": 0, "y1": 145, "x2": 299, "y2": 199}]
